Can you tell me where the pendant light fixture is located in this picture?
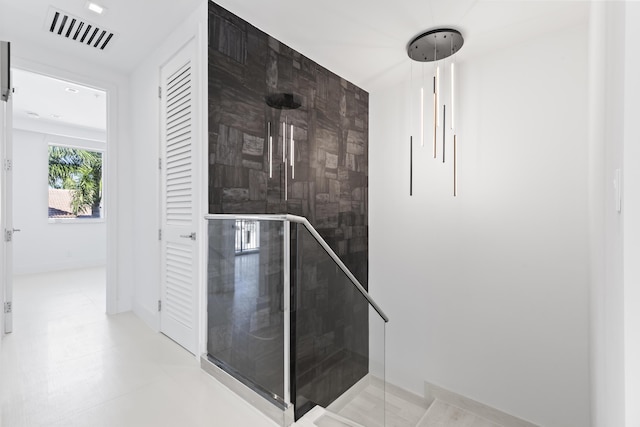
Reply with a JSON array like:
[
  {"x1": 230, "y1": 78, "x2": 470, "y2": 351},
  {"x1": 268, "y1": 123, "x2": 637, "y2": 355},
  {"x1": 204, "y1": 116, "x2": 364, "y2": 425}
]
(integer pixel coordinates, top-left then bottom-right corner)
[
  {"x1": 407, "y1": 28, "x2": 464, "y2": 196},
  {"x1": 265, "y1": 92, "x2": 301, "y2": 201}
]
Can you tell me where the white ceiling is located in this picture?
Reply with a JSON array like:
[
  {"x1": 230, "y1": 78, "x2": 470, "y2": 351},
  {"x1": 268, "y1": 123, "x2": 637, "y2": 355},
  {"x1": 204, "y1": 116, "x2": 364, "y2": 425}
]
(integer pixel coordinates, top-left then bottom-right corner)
[
  {"x1": 0, "y1": 0, "x2": 589, "y2": 131},
  {"x1": 212, "y1": 0, "x2": 590, "y2": 90},
  {"x1": 12, "y1": 68, "x2": 106, "y2": 132},
  {"x1": 0, "y1": 0, "x2": 204, "y2": 75}
]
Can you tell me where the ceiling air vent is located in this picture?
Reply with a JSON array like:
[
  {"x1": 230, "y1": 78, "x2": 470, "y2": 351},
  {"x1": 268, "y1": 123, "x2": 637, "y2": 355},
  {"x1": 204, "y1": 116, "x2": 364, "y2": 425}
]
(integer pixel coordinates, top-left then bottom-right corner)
[{"x1": 45, "y1": 8, "x2": 115, "y2": 51}]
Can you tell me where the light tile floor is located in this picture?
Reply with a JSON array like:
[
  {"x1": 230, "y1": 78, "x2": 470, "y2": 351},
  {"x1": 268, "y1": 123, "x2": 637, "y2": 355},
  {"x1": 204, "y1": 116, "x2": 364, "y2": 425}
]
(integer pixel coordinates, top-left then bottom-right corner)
[
  {"x1": 302, "y1": 392, "x2": 502, "y2": 427},
  {"x1": 1, "y1": 268, "x2": 505, "y2": 427},
  {"x1": 323, "y1": 381, "x2": 429, "y2": 427},
  {"x1": 0, "y1": 268, "x2": 278, "y2": 427},
  {"x1": 416, "y1": 400, "x2": 503, "y2": 427}
]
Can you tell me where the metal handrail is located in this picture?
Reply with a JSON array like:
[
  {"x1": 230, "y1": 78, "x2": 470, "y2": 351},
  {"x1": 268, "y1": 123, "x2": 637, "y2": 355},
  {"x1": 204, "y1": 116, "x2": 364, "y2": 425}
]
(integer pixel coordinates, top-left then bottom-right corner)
[{"x1": 205, "y1": 213, "x2": 389, "y2": 323}]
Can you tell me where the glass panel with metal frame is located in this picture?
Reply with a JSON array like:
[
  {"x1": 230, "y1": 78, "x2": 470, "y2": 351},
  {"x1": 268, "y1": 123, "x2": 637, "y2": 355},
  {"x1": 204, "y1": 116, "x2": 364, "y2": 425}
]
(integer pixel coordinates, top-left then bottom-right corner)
[
  {"x1": 292, "y1": 220, "x2": 387, "y2": 426},
  {"x1": 205, "y1": 214, "x2": 387, "y2": 426}
]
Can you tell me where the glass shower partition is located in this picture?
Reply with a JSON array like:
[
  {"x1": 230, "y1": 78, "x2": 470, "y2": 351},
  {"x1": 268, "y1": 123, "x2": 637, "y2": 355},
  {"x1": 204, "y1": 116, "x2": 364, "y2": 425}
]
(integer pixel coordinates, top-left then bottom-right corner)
[{"x1": 205, "y1": 214, "x2": 388, "y2": 426}]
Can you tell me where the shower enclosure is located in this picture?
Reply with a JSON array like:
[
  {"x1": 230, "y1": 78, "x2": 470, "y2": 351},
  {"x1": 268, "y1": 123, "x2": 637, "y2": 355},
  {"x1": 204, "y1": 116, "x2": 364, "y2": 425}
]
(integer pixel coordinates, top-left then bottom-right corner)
[{"x1": 204, "y1": 214, "x2": 388, "y2": 426}]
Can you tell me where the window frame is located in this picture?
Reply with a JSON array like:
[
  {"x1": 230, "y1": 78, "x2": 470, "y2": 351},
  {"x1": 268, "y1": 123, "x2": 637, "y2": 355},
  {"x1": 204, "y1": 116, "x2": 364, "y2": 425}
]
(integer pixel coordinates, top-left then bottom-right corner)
[{"x1": 46, "y1": 136, "x2": 106, "y2": 224}]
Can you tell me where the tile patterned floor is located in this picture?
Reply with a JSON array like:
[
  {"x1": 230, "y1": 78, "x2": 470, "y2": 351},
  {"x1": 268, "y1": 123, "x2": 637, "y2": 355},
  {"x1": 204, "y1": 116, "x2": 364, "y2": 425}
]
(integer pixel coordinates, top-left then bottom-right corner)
[
  {"x1": 309, "y1": 381, "x2": 501, "y2": 427},
  {"x1": 326, "y1": 381, "x2": 429, "y2": 427},
  {"x1": 0, "y1": 268, "x2": 278, "y2": 427},
  {"x1": 300, "y1": 396, "x2": 502, "y2": 427},
  {"x1": 417, "y1": 400, "x2": 503, "y2": 427}
]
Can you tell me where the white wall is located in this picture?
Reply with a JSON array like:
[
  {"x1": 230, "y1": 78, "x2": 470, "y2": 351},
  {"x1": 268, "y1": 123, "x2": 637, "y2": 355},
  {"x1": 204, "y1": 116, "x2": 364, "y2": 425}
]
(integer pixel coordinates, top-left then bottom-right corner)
[
  {"x1": 623, "y1": 3, "x2": 640, "y2": 427},
  {"x1": 12, "y1": 129, "x2": 106, "y2": 275},
  {"x1": 369, "y1": 22, "x2": 590, "y2": 427},
  {"x1": 129, "y1": 1, "x2": 207, "y2": 335},
  {"x1": 589, "y1": 2, "x2": 626, "y2": 426}
]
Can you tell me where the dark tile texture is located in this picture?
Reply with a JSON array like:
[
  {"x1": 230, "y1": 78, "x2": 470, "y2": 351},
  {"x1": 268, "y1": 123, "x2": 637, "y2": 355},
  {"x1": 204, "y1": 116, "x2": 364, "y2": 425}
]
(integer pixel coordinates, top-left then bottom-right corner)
[{"x1": 207, "y1": 2, "x2": 368, "y2": 286}]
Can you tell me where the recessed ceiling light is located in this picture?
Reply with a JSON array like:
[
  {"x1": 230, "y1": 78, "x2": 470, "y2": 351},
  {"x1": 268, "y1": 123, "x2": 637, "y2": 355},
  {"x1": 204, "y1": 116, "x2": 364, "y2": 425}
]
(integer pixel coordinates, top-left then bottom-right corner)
[
  {"x1": 27, "y1": 112, "x2": 40, "y2": 119},
  {"x1": 65, "y1": 87, "x2": 79, "y2": 94},
  {"x1": 86, "y1": 2, "x2": 106, "y2": 15}
]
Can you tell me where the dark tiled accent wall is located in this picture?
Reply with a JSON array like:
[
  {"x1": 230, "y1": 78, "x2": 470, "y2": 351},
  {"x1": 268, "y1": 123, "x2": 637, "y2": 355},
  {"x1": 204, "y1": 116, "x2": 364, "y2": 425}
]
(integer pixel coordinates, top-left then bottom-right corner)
[
  {"x1": 207, "y1": 1, "x2": 369, "y2": 418},
  {"x1": 207, "y1": 2, "x2": 368, "y2": 286}
]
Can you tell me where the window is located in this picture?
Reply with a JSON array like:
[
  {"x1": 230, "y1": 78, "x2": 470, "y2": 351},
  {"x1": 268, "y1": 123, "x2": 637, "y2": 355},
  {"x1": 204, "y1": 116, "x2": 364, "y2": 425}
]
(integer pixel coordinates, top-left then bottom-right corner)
[
  {"x1": 235, "y1": 219, "x2": 259, "y2": 254},
  {"x1": 48, "y1": 145, "x2": 103, "y2": 219}
]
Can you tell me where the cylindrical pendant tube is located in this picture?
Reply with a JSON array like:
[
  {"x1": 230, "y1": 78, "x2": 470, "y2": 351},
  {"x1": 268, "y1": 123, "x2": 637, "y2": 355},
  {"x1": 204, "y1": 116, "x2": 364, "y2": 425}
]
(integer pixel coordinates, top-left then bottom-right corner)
[
  {"x1": 290, "y1": 124, "x2": 294, "y2": 167},
  {"x1": 453, "y1": 134, "x2": 457, "y2": 197},
  {"x1": 433, "y1": 76, "x2": 437, "y2": 158},
  {"x1": 291, "y1": 125, "x2": 295, "y2": 179},
  {"x1": 269, "y1": 136, "x2": 273, "y2": 178},
  {"x1": 451, "y1": 62, "x2": 455, "y2": 130},
  {"x1": 420, "y1": 87, "x2": 424, "y2": 147},
  {"x1": 282, "y1": 121, "x2": 286, "y2": 164},
  {"x1": 436, "y1": 65, "x2": 440, "y2": 126},
  {"x1": 268, "y1": 122, "x2": 273, "y2": 178},
  {"x1": 267, "y1": 122, "x2": 273, "y2": 178},
  {"x1": 443, "y1": 105, "x2": 446, "y2": 163},
  {"x1": 410, "y1": 136, "x2": 413, "y2": 196}
]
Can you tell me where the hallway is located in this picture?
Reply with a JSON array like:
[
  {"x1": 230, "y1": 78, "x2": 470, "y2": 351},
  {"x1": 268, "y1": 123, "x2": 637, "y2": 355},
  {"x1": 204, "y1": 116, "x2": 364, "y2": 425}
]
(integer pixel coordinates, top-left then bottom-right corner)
[{"x1": 0, "y1": 268, "x2": 276, "y2": 426}]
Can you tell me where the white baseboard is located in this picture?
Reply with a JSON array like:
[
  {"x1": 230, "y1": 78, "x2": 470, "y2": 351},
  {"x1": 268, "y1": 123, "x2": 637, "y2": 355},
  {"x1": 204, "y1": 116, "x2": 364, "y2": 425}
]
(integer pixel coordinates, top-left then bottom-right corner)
[
  {"x1": 327, "y1": 374, "x2": 433, "y2": 415},
  {"x1": 424, "y1": 382, "x2": 539, "y2": 427},
  {"x1": 298, "y1": 406, "x2": 366, "y2": 427},
  {"x1": 325, "y1": 374, "x2": 373, "y2": 413},
  {"x1": 371, "y1": 375, "x2": 434, "y2": 409},
  {"x1": 133, "y1": 301, "x2": 159, "y2": 332}
]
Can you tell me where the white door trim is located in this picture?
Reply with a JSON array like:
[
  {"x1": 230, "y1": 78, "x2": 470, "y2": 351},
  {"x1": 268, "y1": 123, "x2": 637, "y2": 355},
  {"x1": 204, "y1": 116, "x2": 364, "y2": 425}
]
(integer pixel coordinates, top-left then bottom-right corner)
[
  {"x1": 1, "y1": 72, "x2": 13, "y2": 335},
  {"x1": 9, "y1": 57, "x2": 118, "y2": 314},
  {"x1": 195, "y1": 18, "x2": 208, "y2": 358},
  {"x1": 158, "y1": 37, "x2": 201, "y2": 355}
]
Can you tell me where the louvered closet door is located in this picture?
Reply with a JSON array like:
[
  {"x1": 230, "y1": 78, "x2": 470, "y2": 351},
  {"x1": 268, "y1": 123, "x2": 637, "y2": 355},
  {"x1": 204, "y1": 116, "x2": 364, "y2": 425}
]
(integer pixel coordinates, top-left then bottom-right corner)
[{"x1": 159, "y1": 39, "x2": 198, "y2": 355}]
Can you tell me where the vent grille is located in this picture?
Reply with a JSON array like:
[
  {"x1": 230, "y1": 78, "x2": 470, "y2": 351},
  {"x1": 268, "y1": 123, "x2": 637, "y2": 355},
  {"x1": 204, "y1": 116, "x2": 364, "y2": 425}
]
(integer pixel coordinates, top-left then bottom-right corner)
[{"x1": 46, "y1": 8, "x2": 115, "y2": 51}]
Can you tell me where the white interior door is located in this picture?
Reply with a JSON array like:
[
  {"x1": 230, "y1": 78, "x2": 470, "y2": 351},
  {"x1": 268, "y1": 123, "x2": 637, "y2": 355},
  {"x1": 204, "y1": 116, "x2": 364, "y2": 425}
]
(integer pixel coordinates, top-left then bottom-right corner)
[
  {"x1": 159, "y1": 39, "x2": 198, "y2": 355},
  {"x1": 1, "y1": 43, "x2": 13, "y2": 334}
]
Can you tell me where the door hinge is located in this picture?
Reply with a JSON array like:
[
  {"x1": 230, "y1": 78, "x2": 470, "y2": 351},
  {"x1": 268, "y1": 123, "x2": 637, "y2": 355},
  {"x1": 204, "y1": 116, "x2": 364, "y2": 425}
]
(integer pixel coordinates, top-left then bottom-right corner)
[
  {"x1": 158, "y1": 86, "x2": 162, "y2": 99},
  {"x1": 3, "y1": 159, "x2": 11, "y2": 171},
  {"x1": 158, "y1": 300, "x2": 162, "y2": 312},
  {"x1": 158, "y1": 229, "x2": 162, "y2": 241},
  {"x1": 158, "y1": 157, "x2": 162, "y2": 170},
  {"x1": 4, "y1": 301, "x2": 11, "y2": 314},
  {"x1": 4, "y1": 229, "x2": 12, "y2": 242}
]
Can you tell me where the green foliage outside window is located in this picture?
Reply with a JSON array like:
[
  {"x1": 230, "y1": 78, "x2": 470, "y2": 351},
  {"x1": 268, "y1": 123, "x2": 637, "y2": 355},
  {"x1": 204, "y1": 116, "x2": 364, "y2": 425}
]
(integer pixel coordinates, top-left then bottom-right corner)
[{"x1": 48, "y1": 146, "x2": 103, "y2": 218}]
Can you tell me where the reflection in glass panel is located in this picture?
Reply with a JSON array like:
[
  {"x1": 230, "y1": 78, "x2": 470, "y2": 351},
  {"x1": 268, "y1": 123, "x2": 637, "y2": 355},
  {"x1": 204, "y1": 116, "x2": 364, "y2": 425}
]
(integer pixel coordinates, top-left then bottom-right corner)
[{"x1": 207, "y1": 219, "x2": 285, "y2": 404}]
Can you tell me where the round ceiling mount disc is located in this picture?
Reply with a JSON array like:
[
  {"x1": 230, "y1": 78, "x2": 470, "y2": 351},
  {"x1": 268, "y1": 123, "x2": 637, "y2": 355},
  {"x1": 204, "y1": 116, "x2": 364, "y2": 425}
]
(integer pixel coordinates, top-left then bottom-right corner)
[
  {"x1": 265, "y1": 93, "x2": 302, "y2": 110},
  {"x1": 407, "y1": 28, "x2": 464, "y2": 62}
]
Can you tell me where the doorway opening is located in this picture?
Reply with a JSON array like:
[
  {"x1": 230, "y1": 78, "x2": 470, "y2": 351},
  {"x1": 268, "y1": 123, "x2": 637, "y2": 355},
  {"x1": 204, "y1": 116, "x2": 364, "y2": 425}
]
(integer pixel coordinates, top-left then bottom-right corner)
[{"x1": 10, "y1": 68, "x2": 109, "y2": 330}]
